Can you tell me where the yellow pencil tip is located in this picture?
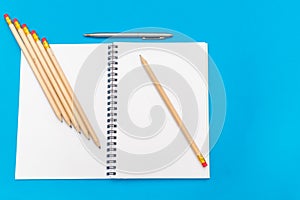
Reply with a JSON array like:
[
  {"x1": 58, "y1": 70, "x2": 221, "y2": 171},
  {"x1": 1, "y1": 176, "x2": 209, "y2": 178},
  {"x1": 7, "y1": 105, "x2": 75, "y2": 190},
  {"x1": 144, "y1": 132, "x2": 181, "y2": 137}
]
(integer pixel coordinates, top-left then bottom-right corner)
[{"x1": 4, "y1": 14, "x2": 12, "y2": 25}]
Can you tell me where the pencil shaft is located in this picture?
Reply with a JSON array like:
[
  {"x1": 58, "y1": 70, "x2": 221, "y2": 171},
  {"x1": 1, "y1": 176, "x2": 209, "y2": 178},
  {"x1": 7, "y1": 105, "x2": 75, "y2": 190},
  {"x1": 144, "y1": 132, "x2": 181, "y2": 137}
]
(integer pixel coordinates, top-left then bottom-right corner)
[
  {"x1": 5, "y1": 19, "x2": 62, "y2": 121},
  {"x1": 140, "y1": 55, "x2": 207, "y2": 167},
  {"x1": 25, "y1": 32, "x2": 76, "y2": 129},
  {"x1": 44, "y1": 41, "x2": 100, "y2": 147},
  {"x1": 14, "y1": 23, "x2": 71, "y2": 127},
  {"x1": 24, "y1": 31, "x2": 81, "y2": 132},
  {"x1": 35, "y1": 39, "x2": 90, "y2": 138}
]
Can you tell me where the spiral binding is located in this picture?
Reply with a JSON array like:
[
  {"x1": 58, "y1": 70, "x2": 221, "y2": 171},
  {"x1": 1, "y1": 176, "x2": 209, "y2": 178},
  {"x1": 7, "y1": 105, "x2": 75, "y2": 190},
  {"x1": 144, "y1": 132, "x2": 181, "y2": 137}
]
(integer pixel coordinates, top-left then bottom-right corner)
[{"x1": 107, "y1": 44, "x2": 118, "y2": 176}]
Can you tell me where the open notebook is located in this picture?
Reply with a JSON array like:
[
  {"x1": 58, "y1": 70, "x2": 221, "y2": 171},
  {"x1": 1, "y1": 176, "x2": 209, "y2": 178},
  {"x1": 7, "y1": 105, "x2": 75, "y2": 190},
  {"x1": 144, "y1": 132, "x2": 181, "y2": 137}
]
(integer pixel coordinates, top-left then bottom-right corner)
[{"x1": 15, "y1": 42, "x2": 209, "y2": 179}]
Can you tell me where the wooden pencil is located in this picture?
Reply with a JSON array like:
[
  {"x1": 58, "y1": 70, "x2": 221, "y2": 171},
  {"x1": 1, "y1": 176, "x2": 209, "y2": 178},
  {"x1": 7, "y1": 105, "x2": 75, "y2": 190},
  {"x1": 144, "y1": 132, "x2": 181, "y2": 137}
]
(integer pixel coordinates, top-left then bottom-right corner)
[
  {"x1": 11, "y1": 19, "x2": 72, "y2": 127},
  {"x1": 4, "y1": 14, "x2": 63, "y2": 122},
  {"x1": 139, "y1": 55, "x2": 208, "y2": 167},
  {"x1": 42, "y1": 38, "x2": 100, "y2": 148},
  {"x1": 21, "y1": 24, "x2": 81, "y2": 133},
  {"x1": 30, "y1": 30, "x2": 91, "y2": 139}
]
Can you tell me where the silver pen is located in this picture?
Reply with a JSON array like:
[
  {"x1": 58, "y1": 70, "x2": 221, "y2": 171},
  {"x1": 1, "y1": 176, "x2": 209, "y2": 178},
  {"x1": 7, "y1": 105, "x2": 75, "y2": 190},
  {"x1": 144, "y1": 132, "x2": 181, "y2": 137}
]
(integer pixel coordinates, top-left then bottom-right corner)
[{"x1": 83, "y1": 32, "x2": 173, "y2": 40}]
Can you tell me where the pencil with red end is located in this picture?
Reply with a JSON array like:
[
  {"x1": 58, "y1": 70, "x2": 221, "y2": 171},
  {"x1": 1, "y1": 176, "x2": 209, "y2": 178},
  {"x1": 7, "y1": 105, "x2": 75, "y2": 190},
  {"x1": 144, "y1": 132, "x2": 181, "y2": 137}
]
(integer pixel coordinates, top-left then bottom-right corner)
[
  {"x1": 3, "y1": 14, "x2": 63, "y2": 122},
  {"x1": 139, "y1": 55, "x2": 208, "y2": 168},
  {"x1": 42, "y1": 38, "x2": 100, "y2": 148},
  {"x1": 14, "y1": 20, "x2": 71, "y2": 127},
  {"x1": 22, "y1": 24, "x2": 81, "y2": 132},
  {"x1": 31, "y1": 30, "x2": 91, "y2": 140}
]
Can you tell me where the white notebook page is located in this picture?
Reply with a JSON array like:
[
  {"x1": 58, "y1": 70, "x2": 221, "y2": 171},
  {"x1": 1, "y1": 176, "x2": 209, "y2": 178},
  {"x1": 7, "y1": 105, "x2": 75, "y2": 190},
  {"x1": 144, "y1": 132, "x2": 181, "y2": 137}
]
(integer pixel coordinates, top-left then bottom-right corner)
[
  {"x1": 15, "y1": 44, "x2": 108, "y2": 179},
  {"x1": 114, "y1": 42, "x2": 210, "y2": 178}
]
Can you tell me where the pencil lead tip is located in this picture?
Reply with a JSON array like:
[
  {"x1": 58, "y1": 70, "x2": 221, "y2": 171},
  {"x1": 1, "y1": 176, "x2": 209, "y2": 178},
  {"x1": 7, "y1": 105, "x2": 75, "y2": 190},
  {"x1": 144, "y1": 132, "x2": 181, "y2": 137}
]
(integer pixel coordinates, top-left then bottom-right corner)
[
  {"x1": 139, "y1": 55, "x2": 148, "y2": 64},
  {"x1": 139, "y1": 55, "x2": 144, "y2": 61},
  {"x1": 69, "y1": 125, "x2": 72, "y2": 128},
  {"x1": 98, "y1": 146, "x2": 101, "y2": 149}
]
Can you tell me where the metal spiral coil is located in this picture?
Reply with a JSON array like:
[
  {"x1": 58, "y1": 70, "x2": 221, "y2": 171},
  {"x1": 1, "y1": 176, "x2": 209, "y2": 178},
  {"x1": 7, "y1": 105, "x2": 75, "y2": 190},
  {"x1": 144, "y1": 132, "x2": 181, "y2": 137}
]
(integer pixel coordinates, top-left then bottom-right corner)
[{"x1": 106, "y1": 44, "x2": 118, "y2": 176}]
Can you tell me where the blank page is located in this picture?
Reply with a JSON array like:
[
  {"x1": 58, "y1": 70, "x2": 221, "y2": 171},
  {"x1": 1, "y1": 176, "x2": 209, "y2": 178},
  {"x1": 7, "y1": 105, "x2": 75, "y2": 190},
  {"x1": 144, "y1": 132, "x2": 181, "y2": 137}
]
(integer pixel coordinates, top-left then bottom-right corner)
[{"x1": 114, "y1": 42, "x2": 210, "y2": 178}]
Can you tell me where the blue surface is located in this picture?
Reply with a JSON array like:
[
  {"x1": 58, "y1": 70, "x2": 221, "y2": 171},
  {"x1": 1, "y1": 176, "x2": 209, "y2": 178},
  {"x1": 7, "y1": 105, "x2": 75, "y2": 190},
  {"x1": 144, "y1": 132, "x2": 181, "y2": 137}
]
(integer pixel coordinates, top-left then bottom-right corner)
[{"x1": 0, "y1": 0, "x2": 300, "y2": 199}]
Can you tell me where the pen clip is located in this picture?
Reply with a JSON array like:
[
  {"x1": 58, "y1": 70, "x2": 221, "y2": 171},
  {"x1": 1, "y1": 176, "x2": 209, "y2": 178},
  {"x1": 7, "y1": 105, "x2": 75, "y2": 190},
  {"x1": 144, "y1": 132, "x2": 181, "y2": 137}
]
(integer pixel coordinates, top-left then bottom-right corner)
[{"x1": 142, "y1": 36, "x2": 166, "y2": 40}]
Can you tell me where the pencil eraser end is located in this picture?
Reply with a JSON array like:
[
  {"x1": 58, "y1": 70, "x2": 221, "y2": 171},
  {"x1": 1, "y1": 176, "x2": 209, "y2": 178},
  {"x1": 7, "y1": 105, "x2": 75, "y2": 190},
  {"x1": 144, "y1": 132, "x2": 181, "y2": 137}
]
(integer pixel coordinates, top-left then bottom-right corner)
[
  {"x1": 31, "y1": 30, "x2": 36, "y2": 34},
  {"x1": 41, "y1": 38, "x2": 46, "y2": 42},
  {"x1": 12, "y1": 18, "x2": 18, "y2": 23},
  {"x1": 4, "y1": 14, "x2": 9, "y2": 19},
  {"x1": 21, "y1": 24, "x2": 27, "y2": 28},
  {"x1": 201, "y1": 162, "x2": 208, "y2": 167}
]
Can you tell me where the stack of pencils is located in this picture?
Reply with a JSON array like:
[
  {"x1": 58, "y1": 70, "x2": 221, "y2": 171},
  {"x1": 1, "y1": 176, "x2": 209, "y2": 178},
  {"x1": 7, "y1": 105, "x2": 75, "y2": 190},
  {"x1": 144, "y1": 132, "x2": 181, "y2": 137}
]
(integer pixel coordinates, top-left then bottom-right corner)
[{"x1": 4, "y1": 14, "x2": 100, "y2": 148}]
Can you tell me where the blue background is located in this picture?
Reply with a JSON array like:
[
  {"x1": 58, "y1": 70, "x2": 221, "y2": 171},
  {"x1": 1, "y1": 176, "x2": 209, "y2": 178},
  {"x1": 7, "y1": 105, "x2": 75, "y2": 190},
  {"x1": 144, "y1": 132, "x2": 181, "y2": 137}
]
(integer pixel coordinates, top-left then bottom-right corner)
[{"x1": 0, "y1": 0, "x2": 299, "y2": 199}]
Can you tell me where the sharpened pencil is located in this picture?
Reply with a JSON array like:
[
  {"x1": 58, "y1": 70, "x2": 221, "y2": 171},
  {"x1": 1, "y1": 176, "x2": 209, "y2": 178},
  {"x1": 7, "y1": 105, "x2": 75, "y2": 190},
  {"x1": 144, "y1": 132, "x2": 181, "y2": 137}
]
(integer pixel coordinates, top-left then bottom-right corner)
[
  {"x1": 12, "y1": 20, "x2": 71, "y2": 127},
  {"x1": 139, "y1": 55, "x2": 207, "y2": 167},
  {"x1": 4, "y1": 14, "x2": 63, "y2": 122},
  {"x1": 42, "y1": 38, "x2": 101, "y2": 148},
  {"x1": 30, "y1": 30, "x2": 91, "y2": 139},
  {"x1": 22, "y1": 24, "x2": 80, "y2": 131},
  {"x1": 5, "y1": 14, "x2": 101, "y2": 148}
]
